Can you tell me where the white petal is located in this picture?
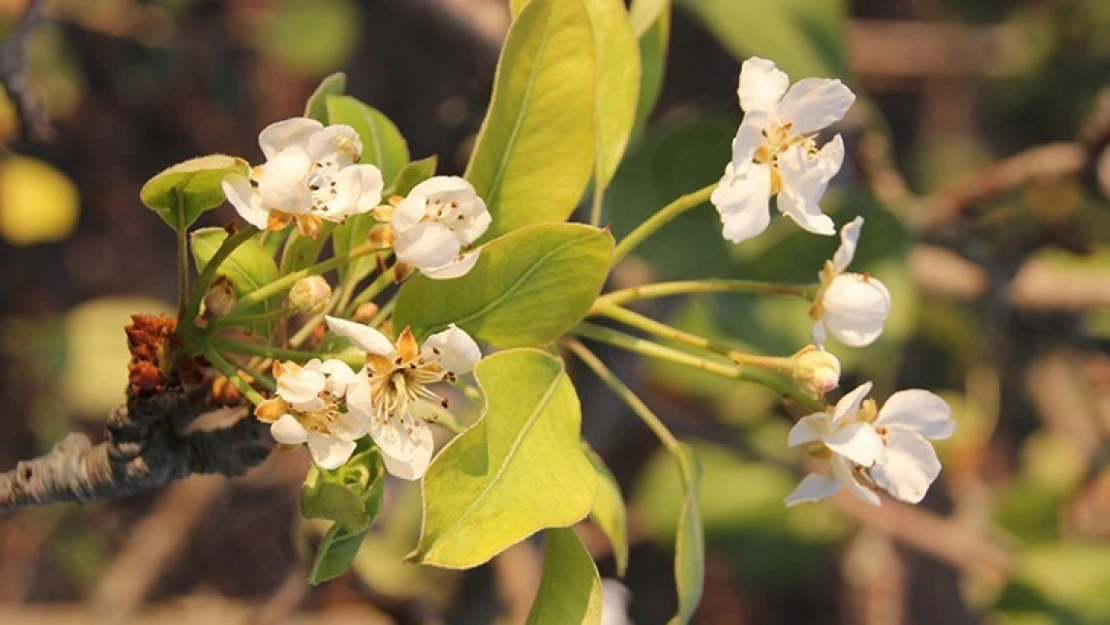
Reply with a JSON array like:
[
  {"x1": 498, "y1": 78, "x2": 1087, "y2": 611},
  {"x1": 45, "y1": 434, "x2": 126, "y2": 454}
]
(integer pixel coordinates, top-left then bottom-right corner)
[
  {"x1": 787, "y1": 414, "x2": 832, "y2": 447},
  {"x1": 307, "y1": 433, "x2": 358, "y2": 470},
  {"x1": 255, "y1": 148, "x2": 313, "y2": 213},
  {"x1": 222, "y1": 175, "x2": 271, "y2": 229},
  {"x1": 329, "y1": 411, "x2": 369, "y2": 442},
  {"x1": 318, "y1": 165, "x2": 363, "y2": 221},
  {"x1": 822, "y1": 274, "x2": 892, "y2": 347},
  {"x1": 271, "y1": 414, "x2": 309, "y2": 445},
  {"x1": 344, "y1": 378, "x2": 374, "y2": 419},
  {"x1": 811, "y1": 320, "x2": 828, "y2": 349},
  {"x1": 394, "y1": 221, "x2": 461, "y2": 271},
  {"x1": 600, "y1": 579, "x2": 632, "y2": 625},
  {"x1": 777, "y1": 78, "x2": 856, "y2": 134},
  {"x1": 370, "y1": 416, "x2": 435, "y2": 480},
  {"x1": 785, "y1": 472, "x2": 841, "y2": 506},
  {"x1": 408, "y1": 175, "x2": 475, "y2": 198},
  {"x1": 830, "y1": 455, "x2": 881, "y2": 506},
  {"x1": 308, "y1": 124, "x2": 363, "y2": 166},
  {"x1": 277, "y1": 367, "x2": 326, "y2": 404},
  {"x1": 423, "y1": 324, "x2": 482, "y2": 375},
  {"x1": 816, "y1": 134, "x2": 846, "y2": 183},
  {"x1": 869, "y1": 428, "x2": 941, "y2": 504},
  {"x1": 832, "y1": 216, "x2": 864, "y2": 274},
  {"x1": 259, "y1": 117, "x2": 324, "y2": 160},
  {"x1": 833, "y1": 381, "x2": 873, "y2": 424},
  {"x1": 738, "y1": 57, "x2": 789, "y2": 114},
  {"x1": 454, "y1": 207, "x2": 492, "y2": 246},
  {"x1": 877, "y1": 390, "x2": 955, "y2": 440},
  {"x1": 325, "y1": 316, "x2": 396, "y2": 355},
  {"x1": 730, "y1": 112, "x2": 769, "y2": 166},
  {"x1": 711, "y1": 162, "x2": 772, "y2": 243},
  {"x1": 776, "y1": 147, "x2": 835, "y2": 236},
  {"x1": 823, "y1": 422, "x2": 884, "y2": 466},
  {"x1": 390, "y1": 193, "x2": 427, "y2": 235},
  {"x1": 356, "y1": 165, "x2": 385, "y2": 213},
  {"x1": 318, "y1": 359, "x2": 361, "y2": 395},
  {"x1": 421, "y1": 250, "x2": 481, "y2": 280}
]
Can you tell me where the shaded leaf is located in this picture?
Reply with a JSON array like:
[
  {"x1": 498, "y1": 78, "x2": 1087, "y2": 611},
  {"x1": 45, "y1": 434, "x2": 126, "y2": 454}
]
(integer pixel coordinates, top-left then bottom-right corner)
[
  {"x1": 326, "y1": 95, "x2": 409, "y2": 184},
  {"x1": 140, "y1": 155, "x2": 248, "y2": 230},
  {"x1": 587, "y1": 447, "x2": 629, "y2": 576},
  {"x1": 525, "y1": 527, "x2": 603, "y2": 625},
  {"x1": 304, "y1": 72, "x2": 347, "y2": 123}
]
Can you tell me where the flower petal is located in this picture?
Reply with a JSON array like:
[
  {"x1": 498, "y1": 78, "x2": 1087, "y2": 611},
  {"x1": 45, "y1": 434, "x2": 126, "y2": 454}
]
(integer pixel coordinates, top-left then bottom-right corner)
[
  {"x1": 356, "y1": 164, "x2": 385, "y2": 213},
  {"x1": 823, "y1": 422, "x2": 884, "y2": 466},
  {"x1": 877, "y1": 390, "x2": 955, "y2": 440},
  {"x1": 869, "y1": 428, "x2": 941, "y2": 504},
  {"x1": 776, "y1": 146, "x2": 835, "y2": 236},
  {"x1": 394, "y1": 221, "x2": 461, "y2": 271},
  {"x1": 421, "y1": 250, "x2": 481, "y2": 280},
  {"x1": 822, "y1": 274, "x2": 892, "y2": 347},
  {"x1": 370, "y1": 416, "x2": 435, "y2": 480},
  {"x1": 307, "y1": 433, "x2": 358, "y2": 470},
  {"x1": 325, "y1": 316, "x2": 396, "y2": 355},
  {"x1": 777, "y1": 78, "x2": 856, "y2": 134},
  {"x1": 730, "y1": 112, "x2": 769, "y2": 166},
  {"x1": 600, "y1": 579, "x2": 633, "y2": 625},
  {"x1": 738, "y1": 57, "x2": 789, "y2": 114},
  {"x1": 271, "y1": 414, "x2": 309, "y2": 445},
  {"x1": 222, "y1": 174, "x2": 271, "y2": 230},
  {"x1": 787, "y1": 414, "x2": 833, "y2": 447},
  {"x1": 259, "y1": 117, "x2": 324, "y2": 160},
  {"x1": 255, "y1": 148, "x2": 313, "y2": 213},
  {"x1": 811, "y1": 320, "x2": 828, "y2": 349},
  {"x1": 308, "y1": 124, "x2": 362, "y2": 166},
  {"x1": 711, "y1": 162, "x2": 772, "y2": 243},
  {"x1": 816, "y1": 134, "x2": 846, "y2": 183},
  {"x1": 784, "y1": 472, "x2": 841, "y2": 506},
  {"x1": 344, "y1": 378, "x2": 374, "y2": 420},
  {"x1": 423, "y1": 324, "x2": 482, "y2": 375},
  {"x1": 319, "y1": 359, "x2": 361, "y2": 395},
  {"x1": 318, "y1": 165, "x2": 364, "y2": 220},
  {"x1": 390, "y1": 193, "x2": 428, "y2": 235},
  {"x1": 832, "y1": 216, "x2": 864, "y2": 274},
  {"x1": 277, "y1": 367, "x2": 327, "y2": 404},
  {"x1": 408, "y1": 175, "x2": 475, "y2": 198},
  {"x1": 833, "y1": 381, "x2": 873, "y2": 424},
  {"x1": 830, "y1": 455, "x2": 881, "y2": 506},
  {"x1": 454, "y1": 207, "x2": 492, "y2": 246}
]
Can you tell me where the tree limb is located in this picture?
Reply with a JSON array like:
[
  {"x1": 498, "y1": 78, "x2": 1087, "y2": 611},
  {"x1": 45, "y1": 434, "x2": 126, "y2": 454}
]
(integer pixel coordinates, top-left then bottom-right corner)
[{"x1": 0, "y1": 0, "x2": 52, "y2": 142}]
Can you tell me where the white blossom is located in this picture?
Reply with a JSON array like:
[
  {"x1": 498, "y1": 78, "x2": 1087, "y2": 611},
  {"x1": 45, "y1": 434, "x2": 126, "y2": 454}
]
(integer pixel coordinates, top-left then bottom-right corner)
[
  {"x1": 222, "y1": 117, "x2": 384, "y2": 237},
  {"x1": 255, "y1": 358, "x2": 366, "y2": 470},
  {"x1": 810, "y1": 217, "x2": 892, "y2": 348},
  {"x1": 386, "y1": 176, "x2": 491, "y2": 279},
  {"x1": 711, "y1": 57, "x2": 855, "y2": 243},
  {"x1": 785, "y1": 381, "x2": 955, "y2": 506},
  {"x1": 325, "y1": 316, "x2": 481, "y2": 480},
  {"x1": 600, "y1": 579, "x2": 633, "y2": 625},
  {"x1": 792, "y1": 347, "x2": 841, "y2": 396}
]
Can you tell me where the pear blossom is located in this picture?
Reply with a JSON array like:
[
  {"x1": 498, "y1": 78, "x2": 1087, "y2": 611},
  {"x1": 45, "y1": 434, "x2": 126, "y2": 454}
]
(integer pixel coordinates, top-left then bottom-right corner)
[
  {"x1": 600, "y1": 579, "x2": 633, "y2": 625},
  {"x1": 711, "y1": 57, "x2": 855, "y2": 243},
  {"x1": 810, "y1": 217, "x2": 891, "y2": 347},
  {"x1": 785, "y1": 381, "x2": 955, "y2": 506},
  {"x1": 324, "y1": 316, "x2": 481, "y2": 480},
  {"x1": 255, "y1": 358, "x2": 366, "y2": 470},
  {"x1": 791, "y1": 347, "x2": 841, "y2": 396},
  {"x1": 384, "y1": 176, "x2": 491, "y2": 279},
  {"x1": 222, "y1": 117, "x2": 384, "y2": 237}
]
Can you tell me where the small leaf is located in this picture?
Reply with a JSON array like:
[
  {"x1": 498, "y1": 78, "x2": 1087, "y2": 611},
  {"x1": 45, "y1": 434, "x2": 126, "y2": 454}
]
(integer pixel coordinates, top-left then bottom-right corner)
[
  {"x1": 632, "y1": 5, "x2": 670, "y2": 137},
  {"x1": 304, "y1": 72, "x2": 347, "y2": 123},
  {"x1": 629, "y1": 0, "x2": 668, "y2": 36},
  {"x1": 465, "y1": 0, "x2": 596, "y2": 240},
  {"x1": 140, "y1": 155, "x2": 248, "y2": 230},
  {"x1": 301, "y1": 448, "x2": 387, "y2": 533},
  {"x1": 310, "y1": 524, "x2": 369, "y2": 585},
  {"x1": 386, "y1": 155, "x2": 438, "y2": 197},
  {"x1": 326, "y1": 95, "x2": 409, "y2": 184},
  {"x1": 669, "y1": 444, "x2": 704, "y2": 625},
  {"x1": 191, "y1": 228, "x2": 280, "y2": 299},
  {"x1": 394, "y1": 223, "x2": 613, "y2": 348},
  {"x1": 585, "y1": 0, "x2": 640, "y2": 193},
  {"x1": 586, "y1": 448, "x2": 629, "y2": 576},
  {"x1": 410, "y1": 349, "x2": 598, "y2": 568},
  {"x1": 525, "y1": 528, "x2": 603, "y2": 625}
]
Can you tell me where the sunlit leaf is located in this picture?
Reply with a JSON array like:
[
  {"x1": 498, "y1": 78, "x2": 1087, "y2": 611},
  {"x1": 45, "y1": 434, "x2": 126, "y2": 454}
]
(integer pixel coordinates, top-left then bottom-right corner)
[
  {"x1": 410, "y1": 349, "x2": 598, "y2": 568},
  {"x1": 525, "y1": 527, "x2": 603, "y2": 625},
  {"x1": 304, "y1": 72, "x2": 347, "y2": 123},
  {"x1": 629, "y1": 0, "x2": 669, "y2": 37},
  {"x1": 191, "y1": 228, "x2": 280, "y2": 299},
  {"x1": 669, "y1": 444, "x2": 704, "y2": 625},
  {"x1": 140, "y1": 155, "x2": 248, "y2": 231},
  {"x1": 586, "y1": 448, "x2": 629, "y2": 576}
]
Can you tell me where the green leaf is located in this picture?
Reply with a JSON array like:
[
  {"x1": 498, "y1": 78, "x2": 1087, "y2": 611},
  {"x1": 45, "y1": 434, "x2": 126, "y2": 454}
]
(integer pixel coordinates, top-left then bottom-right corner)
[
  {"x1": 310, "y1": 524, "x2": 369, "y2": 585},
  {"x1": 300, "y1": 448, "x2": 386, "y2": 534},
  {"x1": 669, "y1": 444, "x2": 704, "y2": 625},
  {"x1": 629, "y1": 0, "x2": 668, "y2": 36},
  {"x1": 394, "y1": 223, "x2": 613, "y2": 348},
  {"x1": 465, "y1": 0, "x2": 596, "y2": 240},
  {"x1": 332, "y1": 215, "x2": 377, "y2": 284},
  {"x1": 191, "y1": 228, "x2": 280, "y2": 300},
  {"x1": 674, "y1": 0, "x2": 847, "y2": 79},
  {"x1": 386, "y1": 155, "x2": 438, "y2": 197},
  {"x1": 509, "y1": 0, "x2": 527, "y2": 19},
  {"x1": 586, "y1": 448, "x2": 628, "y2": 576},
  {"x1": 304, "y1": 71, "x2": 347, "y2": 123},
  {"x1": 280, "y1": 223, "x2": 334, "y2": 274},
  {"x1": 585, "y1": 0, "x2": 640, "y2": 193},
  {"x1": 410, "y1": 349, "x2": 598, "y2": 568},
  {"x1": 140, "y1": 155, "x2": 248, "y2": 230},
  {"x1": 525, "y1": 528, "x2": 603, "y2": 625},
  {"x1": 326, "y1": 95, "x2": 410, "y2": 184},
  {"x1": 632, "y1": 6, "x2": 670, "y2": 137}
]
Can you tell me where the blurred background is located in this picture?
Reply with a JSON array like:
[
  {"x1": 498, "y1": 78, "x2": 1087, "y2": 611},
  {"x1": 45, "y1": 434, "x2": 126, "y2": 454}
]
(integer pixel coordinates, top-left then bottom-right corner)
[{"x1": 2, "y1": 0, "x2": 1110, "y2": 623}]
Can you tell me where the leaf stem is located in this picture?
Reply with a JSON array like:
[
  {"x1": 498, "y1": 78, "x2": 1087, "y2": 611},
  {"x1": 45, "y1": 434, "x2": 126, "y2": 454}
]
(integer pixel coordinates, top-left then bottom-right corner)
[
  {"x1": 595, "y1": 279, "x2": 815, "y2": 309},
  {"x1": 612, "y1": 183, "x2": 716, "y2": 263},
  {"x1": 211, "y1": 338, "x2": 363, "y2": 369},
  {"x1": 208, "y1": 305, "x2": 298, "y2": 330},
  {"x1": 183, "y1": 225, "x2": 260, "y2": 335},
  {"x1": 589, "y1": 183, "x2": 604, "y2": 228},
  {"x1": 175, "y1": 192, "x2": 189, "y2": 320},
  {"x1": 232, "y1": 241, "x2": 379, "y2": 314},
  {"x1": 200, "y1": 341, "x2": 267, "y2": 406},
  {"x1": 342, "y1": 263, "x2": 396, "y2": 318}
]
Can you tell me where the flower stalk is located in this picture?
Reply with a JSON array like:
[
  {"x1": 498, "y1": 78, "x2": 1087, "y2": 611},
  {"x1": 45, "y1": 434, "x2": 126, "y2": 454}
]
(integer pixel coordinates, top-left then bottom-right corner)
[
  {"x1": 612, "y1": 183, "x2": 717, "y2": 263},
  {"x1": 594, "y1": 279, "x2": 815, "y2": 309}
]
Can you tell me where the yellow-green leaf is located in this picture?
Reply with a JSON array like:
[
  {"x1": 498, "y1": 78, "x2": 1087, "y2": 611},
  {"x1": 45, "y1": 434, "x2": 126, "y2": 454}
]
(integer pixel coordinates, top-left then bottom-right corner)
[
  {"x1": 310, "y1": 525, "x2": 368, "y2": 585},
  {"x1": 586, "y1": 448, "x2": 629, "y2": 576},
  {"x1": 525, "y1": 528, "x2": 603, "y2": 625},
  {"x1": 140, "y1": 155, "x2": 248, "y2": 231},
  {"x1": 304, "y1": 71, "x2": 347, "y2": 123},
  {"x1": 191, "y1": 228, "x2": 279, "y2": 298},
  {"x1": 669, "y1": 444, "x2": 704, "y2": 625},
  {"x1": 585, "y1": 0, "x2": 640, "y2": 193},
  {"x1": 393, "y1": 223, "x2": 613, "y2": 348},
  {"x1": 386, "y1": 155, "x2": 438, "y2": 196},
  {"x1": 410, "y1": 349, "x2": 598, "y2": 568},
  {"x1": 629, "y1": 0, "x2": 668, "y2": 37},
  {"x1": 632, "y1": 5, "x2": 670, "y2": 137},
  {"x1": 465, "y1": 0, "x2": 596, "y2": 240},
  {"x1": 326, "y1": 95, "x2": 409, "y2": 184}
]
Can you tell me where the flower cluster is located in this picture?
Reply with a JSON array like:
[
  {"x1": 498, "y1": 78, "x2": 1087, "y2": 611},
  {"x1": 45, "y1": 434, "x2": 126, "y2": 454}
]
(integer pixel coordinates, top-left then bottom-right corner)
[{"x1": 255, "y1": 321, "x2": 480, "y2": 477}]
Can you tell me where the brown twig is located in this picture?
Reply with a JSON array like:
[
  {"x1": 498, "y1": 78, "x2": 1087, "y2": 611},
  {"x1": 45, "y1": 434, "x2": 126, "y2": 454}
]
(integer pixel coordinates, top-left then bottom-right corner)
[{"x1": 0, "y1": 0, "x2": 52, "y2": 142}]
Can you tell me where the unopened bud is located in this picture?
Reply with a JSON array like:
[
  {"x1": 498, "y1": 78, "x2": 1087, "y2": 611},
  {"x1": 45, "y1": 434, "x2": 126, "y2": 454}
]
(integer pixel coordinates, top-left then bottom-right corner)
[
  {"x1": 393, "y1": 262, "x2": 414, "y2": 283},
  {"x1": 289, "y1": 276, "x2": 331, "y2": 314},
  {"x1": 200, "y1": 276, "x2": 237, "y2": 324},
  {"x1": 792, "y1": 347, "x2": 841, "y2": 396},
  {"x1": 352, "y1": 302, "x2": 380, "y2": 324},
  {"x1": 369, "y1": 223, "x2": 394, "y2": 249}
]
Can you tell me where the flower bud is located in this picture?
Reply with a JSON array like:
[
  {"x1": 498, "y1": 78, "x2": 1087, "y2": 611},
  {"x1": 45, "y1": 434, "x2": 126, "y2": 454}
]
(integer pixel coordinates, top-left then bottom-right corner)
[
  {"x1": 392, "y1": 261, "x2": 414, "y2": 283},
  {"x1": 351, "y1": 302, "x2": 380, "y2": 324},
  {"x1": 792, "y1": 347, "x2": 841, "y2": 396},
  {"x1": 199, "y1": 276, "x2": 237, "y2": 326},
  {"x1": 369, "y1": 223, "x2": 394, "y2": 249},
  {"x1": 289, "y1": 276, "x2": 332, "y2": 314}
]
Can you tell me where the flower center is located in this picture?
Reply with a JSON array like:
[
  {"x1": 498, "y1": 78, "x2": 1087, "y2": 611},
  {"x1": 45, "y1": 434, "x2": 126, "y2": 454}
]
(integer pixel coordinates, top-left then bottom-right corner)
[
  {"x1": 297, "y1": 394, "x2": 346, "y2": 435},
  {"x1": 366, "y1": 353, "x2": 451, "y2": 429}
]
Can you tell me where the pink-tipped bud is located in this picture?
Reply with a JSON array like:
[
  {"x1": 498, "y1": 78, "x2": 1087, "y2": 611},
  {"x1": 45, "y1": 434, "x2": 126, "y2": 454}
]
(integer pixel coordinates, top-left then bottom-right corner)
[{"x1": 792, "y1": 348, "x2": 841, "y2": 396}]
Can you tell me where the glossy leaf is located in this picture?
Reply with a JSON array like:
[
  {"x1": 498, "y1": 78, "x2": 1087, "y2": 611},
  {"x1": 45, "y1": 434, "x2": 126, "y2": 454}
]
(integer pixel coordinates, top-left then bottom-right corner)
[
  {"x1": 587, "y1": 448, "x2": 629, "y2": 576},
  {"x1": 465, "y1": 0, "x2": 596, "y2": 240},
  {"x1": 141, "y1": 155, "x2": 248, "y2": 230},
  {"x1": 629, "y1": 0, "x2": 668, "y2": 36},
  {"x1": 410, "y1": 349, "x2": 597, "y2": 568},
  {"x1": 310, "y1": 525, "x2": 369, "y2": 585},
  {"x1": 586, "y1": 0, "x2": 640, "y2": 193},
  {"x1": 191, "y1": 228, "x2": 280, "y2": 301},
  {"x1": 326, "y1": 95, "x2": 410, "y2": 184},
  {"x1": 669, "y1": 444, "x2": 704, "y2": 625},
  {"x1": 393, "y1": 223, "x2": 613, "y2": 348},
  {"x1": 632, "y1": 5, "x2": 670, "y2": 137},
  {"x1": 386, "y1": 155, "x2": 438, "y2": 196},
  {"x1": 525, "y1": 528, "x2": 603, "y2": 625},
  {"x1": 304, "y1": 72, "x2": 347, "y2": 123}
]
